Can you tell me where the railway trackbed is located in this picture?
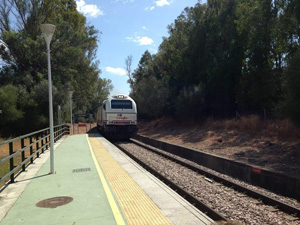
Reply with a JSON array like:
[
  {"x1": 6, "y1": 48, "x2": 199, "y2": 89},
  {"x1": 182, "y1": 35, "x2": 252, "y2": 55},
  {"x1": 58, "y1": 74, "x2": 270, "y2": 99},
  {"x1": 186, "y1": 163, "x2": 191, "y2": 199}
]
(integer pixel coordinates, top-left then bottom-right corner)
[{"x1": 114, "y1": 139, "x2": 300, "y2": 224}]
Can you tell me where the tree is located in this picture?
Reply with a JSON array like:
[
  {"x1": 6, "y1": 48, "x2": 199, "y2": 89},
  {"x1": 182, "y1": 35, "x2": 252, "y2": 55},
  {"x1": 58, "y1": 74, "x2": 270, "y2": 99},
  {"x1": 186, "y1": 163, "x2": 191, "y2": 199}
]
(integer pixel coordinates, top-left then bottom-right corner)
[
  {"x1": 279, "y1": 49, "x2": 300, "y2": 123},
  {"x1": 0, "y1": 85, "x2": 23, "y2": 137},
  {"x1": 235, "y1": 0, "x2": 283, "y2": 112},
  {"x1": 131, "y1": 0, "x2": 300, "y2": 123},
  {"x1": 130, "y1": 50, "x2": 169, "y2": 118},
  {"x1": 125, "y1": 55, "x2": 133, "y2": 87},
  {"x1": 0, "y1": 0, "x2": 110, "y2": 136}
]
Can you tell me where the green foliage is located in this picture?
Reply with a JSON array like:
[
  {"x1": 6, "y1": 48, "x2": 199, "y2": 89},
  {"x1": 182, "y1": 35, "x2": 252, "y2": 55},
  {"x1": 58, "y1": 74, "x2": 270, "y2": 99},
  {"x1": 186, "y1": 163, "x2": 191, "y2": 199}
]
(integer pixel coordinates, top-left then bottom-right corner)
[
  {"x1": 0, "y1": 85, "x2": 23, "y2": 136},
  {"x1": 0, "y1": 85, "x2": 23, "y2": 122},
  {"x1": 0, "y1": 0, "x2": 110, "y2": 137},
  {"x1": 131, "y1": 76, "x2": 168, "y2": 118},
  {"x1": 130, "y1": 0, "x2": 300, "y2": 123},
  {"x1": 279, "y1": 49, "x2": 300, "y2": 124},
  {"x1": 235, "y1": 0, "x2": 281, "y2": 111},
  {"x1": 131, "y1": 51, "x2": 169, "y2": 118}
]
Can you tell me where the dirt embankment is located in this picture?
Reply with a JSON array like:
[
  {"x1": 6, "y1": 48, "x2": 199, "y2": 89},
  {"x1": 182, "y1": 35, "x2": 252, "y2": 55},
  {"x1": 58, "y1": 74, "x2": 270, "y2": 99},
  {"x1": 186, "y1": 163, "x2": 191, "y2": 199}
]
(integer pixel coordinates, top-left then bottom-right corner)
[{"x1": 137, "y1": 117, "x2": 300, "y2": 179}]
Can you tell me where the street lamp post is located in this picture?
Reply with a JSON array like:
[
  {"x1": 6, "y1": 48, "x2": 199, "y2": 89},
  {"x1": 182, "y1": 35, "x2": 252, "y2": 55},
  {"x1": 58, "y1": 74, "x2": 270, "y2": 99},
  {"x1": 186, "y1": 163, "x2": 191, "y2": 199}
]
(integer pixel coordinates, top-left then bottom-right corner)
[
  {"x1": 69, "y1": 91, "x2": 73, "y2": 135},
  {"x1": 40, "y1": 24, "x2": 56, "y2": 174}
]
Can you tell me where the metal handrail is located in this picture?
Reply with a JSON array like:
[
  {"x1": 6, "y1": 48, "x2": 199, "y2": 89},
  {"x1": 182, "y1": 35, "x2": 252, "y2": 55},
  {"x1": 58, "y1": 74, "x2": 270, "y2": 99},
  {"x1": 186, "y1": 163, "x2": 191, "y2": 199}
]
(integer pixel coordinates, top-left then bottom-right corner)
[
  {"x1": 0, "y1": 124, "x2": 70, "y2": 184},
  {"x1": 0, "y1": 124, "x2": 65, "y2": 146}
]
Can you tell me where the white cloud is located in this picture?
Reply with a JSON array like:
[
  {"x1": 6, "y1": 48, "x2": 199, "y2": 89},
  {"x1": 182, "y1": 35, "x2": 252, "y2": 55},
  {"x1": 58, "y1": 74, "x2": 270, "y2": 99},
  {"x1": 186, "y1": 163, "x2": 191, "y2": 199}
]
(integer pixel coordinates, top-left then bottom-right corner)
[
  {"x1": 112, "y1": 0, "x2": 134, "y2": 3},
  {"x1": 146, "y1": 0, "x2": 172, "y2": 11},
  {"x1": 76, "y1": 0, "x2": 104, "y2": 17},
  {"x1": 142, "y1": 26, "x2": 147, "y2": 30},
  {"x1": 155, "y1": 0, "x2": 172, "y2": 7},
  {"x1": 145, "y1": 6, "x2": 155, "y2": 11},
  {"x1": 138, "y1": 37, "x2": 154, "y2": 45},
  {"x1": 105, "y1": 67, "x2": 127, "y2": 76},
  {"x1": 126, "y1": 36, "x2": 154, "y2": 46}
]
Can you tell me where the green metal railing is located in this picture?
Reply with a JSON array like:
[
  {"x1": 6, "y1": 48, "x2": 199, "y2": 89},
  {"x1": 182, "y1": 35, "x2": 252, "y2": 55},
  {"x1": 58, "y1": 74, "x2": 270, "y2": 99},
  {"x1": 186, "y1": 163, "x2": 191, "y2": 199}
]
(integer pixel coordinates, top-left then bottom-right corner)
[{"x1": 0, "y1": 124, "x2": 69, "y2": 185}]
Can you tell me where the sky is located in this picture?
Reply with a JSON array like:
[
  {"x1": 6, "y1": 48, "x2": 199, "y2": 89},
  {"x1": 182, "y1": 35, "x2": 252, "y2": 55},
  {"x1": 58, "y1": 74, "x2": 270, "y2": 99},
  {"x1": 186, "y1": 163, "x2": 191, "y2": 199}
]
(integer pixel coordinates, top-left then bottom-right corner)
[{"x1": 75, "y1": 0, "x2": 202, "y2": 96}]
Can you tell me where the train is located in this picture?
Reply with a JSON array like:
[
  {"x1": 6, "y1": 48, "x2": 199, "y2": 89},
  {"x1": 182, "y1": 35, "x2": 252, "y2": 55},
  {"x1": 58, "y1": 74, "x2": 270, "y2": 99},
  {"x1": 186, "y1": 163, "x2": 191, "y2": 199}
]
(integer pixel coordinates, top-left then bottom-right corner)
[{"x1": 96, "y1": 94, "x2": 138, "y2": 139}]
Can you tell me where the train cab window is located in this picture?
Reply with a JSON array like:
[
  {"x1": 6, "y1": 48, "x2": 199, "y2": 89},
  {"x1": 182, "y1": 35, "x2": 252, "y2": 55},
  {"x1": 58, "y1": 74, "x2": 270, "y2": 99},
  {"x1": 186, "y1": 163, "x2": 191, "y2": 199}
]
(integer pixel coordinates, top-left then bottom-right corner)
[
  {"x1": 103, "y1": 103, "x2": 106, "y2": 110},
  {"x1": 111, "y1": 100, "x2": 132, "y2": 109}
]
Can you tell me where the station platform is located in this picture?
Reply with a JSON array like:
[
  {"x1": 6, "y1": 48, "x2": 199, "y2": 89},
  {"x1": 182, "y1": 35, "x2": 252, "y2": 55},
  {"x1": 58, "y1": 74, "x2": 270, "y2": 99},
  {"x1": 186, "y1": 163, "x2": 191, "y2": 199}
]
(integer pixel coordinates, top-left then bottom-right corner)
[{"x1": 0, "y1": 133, "x2": 213, "y2": 225}]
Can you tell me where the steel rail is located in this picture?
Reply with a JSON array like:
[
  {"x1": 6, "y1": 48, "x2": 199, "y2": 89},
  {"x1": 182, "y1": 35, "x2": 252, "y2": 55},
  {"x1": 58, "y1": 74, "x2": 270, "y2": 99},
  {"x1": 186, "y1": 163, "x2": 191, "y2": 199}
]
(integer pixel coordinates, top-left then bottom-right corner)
[
  {"x1": 131, "y1": 138, "x2": 300, "y2": 218},
  {"x1": 114, "y1": 142, "x2": 227, "y2": 222}
]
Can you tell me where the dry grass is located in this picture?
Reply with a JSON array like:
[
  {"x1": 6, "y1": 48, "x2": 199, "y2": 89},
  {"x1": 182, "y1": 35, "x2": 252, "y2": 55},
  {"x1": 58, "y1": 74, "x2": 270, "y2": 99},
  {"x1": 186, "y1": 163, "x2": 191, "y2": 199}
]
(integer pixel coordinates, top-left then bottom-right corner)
[
  {"x1": 138, "y1": 117, "x2": 300, "y2": 178},
  {"x1": 205, "y1": 116, "x2": 300, "y2": 140},
  {"x1": 139, "y1": 116, "x2": 300, "y2": 141}
]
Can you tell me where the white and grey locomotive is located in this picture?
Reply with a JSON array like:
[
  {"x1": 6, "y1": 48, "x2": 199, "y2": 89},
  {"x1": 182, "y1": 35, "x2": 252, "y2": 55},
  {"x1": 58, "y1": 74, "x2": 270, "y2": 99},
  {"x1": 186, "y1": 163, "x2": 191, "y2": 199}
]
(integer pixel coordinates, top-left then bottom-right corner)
[{"x1": 97, "y1": 94, "x2": 138, "y2": 139}]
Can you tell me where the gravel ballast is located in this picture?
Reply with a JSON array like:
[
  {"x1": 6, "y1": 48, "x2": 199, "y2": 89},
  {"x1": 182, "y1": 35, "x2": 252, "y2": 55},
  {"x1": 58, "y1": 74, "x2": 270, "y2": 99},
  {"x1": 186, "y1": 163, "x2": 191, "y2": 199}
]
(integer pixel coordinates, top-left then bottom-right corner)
[{"x1": 118, "y1": 141, "x2": 300, "y2": 225}]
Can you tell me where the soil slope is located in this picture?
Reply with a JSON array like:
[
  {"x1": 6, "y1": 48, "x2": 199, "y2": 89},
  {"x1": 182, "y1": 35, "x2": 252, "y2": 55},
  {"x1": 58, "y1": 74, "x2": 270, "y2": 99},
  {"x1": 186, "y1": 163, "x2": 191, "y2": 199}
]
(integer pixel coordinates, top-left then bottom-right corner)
[{"x1": 137, "y1": 118, "x2": 300, "y2": 179}]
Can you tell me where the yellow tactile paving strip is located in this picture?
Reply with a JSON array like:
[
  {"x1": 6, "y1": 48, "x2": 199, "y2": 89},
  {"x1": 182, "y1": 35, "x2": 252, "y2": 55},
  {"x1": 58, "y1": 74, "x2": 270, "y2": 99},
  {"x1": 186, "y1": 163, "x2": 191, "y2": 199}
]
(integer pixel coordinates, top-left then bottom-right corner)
[{"x1": 88, "y1": 136, "x2": 173, "y2": 225}]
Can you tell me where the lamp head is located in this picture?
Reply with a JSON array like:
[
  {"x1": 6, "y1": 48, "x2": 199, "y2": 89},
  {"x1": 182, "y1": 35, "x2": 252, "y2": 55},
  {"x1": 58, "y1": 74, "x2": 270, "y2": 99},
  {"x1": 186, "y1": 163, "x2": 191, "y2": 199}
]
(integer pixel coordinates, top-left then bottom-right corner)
[
  {"x1": 40, "y1": 24, "x2": 55, "y2": 48},
  {"x1": 40, "y1": 24, "x2": 56, "y2": 35}
]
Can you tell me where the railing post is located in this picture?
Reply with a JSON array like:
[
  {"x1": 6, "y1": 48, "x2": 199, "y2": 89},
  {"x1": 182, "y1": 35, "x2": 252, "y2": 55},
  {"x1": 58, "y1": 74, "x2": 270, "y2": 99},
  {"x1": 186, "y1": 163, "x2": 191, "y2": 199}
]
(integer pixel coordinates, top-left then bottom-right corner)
[
  {"x1": 30, "y1": 136, "x2": 33, "y2": 164},
  {"x1": 54, "y1": 127, "x2": 57, "y2": 142},
  {"x1": 48, "y1": 129, "x2": 51, "y2": 146},
  {"x1": 41, "y1": 132, "x2": 44, "y2": 154},
  {"x1": 56, "y1": 126, "x2": 58, "y2": 141},
  {"x1": 59, "y1": 126, "x2": 61, "y2": 139},
  {"x1": 9, "y1": 142, "x2": 14, "y2": 183},
  {"x1": 46, "y1": 129, "x2": 49, "y2": 149},
  {"x1": 36, "y1": 135, "x2": 39, "y2": 158},
  {"x1": 59, "y1": 125, "x2": 63, "y2": 138},
  {"x1": 21, "y1": 138, "x2": 25, "y2": 171}
]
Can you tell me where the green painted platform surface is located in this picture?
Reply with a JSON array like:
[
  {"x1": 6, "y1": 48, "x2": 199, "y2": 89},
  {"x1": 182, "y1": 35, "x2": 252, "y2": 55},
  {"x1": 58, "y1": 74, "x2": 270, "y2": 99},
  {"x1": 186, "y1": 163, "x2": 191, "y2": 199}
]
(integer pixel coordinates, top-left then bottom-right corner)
[{"x1": 1, "y1": 135, "x2": 118, "y2": 225}]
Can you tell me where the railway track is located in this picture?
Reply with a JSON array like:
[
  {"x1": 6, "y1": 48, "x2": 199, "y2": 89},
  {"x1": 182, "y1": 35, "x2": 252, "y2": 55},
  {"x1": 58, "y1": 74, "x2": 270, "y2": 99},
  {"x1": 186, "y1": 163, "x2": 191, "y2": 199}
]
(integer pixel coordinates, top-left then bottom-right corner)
[{"x1": 114, "y1": 139, "x2": 300, "y2": 224}]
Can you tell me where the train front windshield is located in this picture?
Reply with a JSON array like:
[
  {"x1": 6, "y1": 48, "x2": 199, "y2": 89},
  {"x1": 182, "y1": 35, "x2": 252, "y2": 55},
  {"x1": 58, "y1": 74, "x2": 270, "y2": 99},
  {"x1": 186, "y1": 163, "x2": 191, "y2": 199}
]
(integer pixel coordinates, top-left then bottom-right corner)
[{"x1": 111, "y1": 100, "x2": 132, "y2": 109}]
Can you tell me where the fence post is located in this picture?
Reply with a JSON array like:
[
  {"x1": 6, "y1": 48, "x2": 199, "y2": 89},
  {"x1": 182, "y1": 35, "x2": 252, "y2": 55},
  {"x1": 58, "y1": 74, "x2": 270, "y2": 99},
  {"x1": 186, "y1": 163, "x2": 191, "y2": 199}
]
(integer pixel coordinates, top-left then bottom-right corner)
[
  {"x1": 9, "y1": 142, "x2": 14, "y2": 183},
  {"x1": 55, "y1": 127, "x2": 58, "y2": 142},
  {"x1": 41, "y1": 132, "x2": 44, "y2": 154},
  {"x1": 59, "y1": 125, "x2": 64, "y2": 139},
  {"x1": 30, "y1": 136, "x2": 33, "y2": 164},
  {"x1": 21, "y1": 138, "x2": 25, "y2": 171},
  {"x1": 47, "y1": 129, "x2": 50, "y2": 149},
  {"x1": 36, "y1": 135, "x2": 39, "y2": 158},
  {"x1": 54, "y1": 127, "x2": 56, "y2": 142},
  {"x1": 58, "y1": 125, "x2": 61, "y2": 139},
  {"x1": 65, "y1": 125, "x2": 67, "y2": 136}
]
